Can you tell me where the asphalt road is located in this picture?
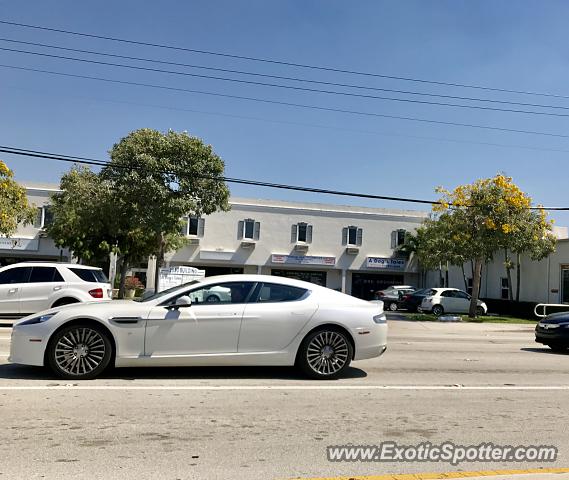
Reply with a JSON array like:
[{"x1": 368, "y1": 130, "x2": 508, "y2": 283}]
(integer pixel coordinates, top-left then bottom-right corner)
[{"x1": 1, "y1": 319, "x2": 569, "y2": 480}]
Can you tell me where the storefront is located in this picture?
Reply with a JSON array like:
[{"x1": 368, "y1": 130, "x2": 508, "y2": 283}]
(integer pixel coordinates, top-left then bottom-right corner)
[{"x1": 351, "y1": 272, "x2": 405, "y2": 300}]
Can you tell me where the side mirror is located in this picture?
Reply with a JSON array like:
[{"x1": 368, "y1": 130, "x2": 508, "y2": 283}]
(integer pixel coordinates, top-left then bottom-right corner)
[{"x1": 167, "y1": 295, "x2": 192, "y2": 310}]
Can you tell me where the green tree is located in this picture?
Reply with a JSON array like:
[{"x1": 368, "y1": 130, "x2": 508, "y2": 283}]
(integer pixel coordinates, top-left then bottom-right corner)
[
  {"x1": 0, "y1": 161, "x2": 35, "y2": 237},
  {"x1": 103, "y1": 128, "x2": 230, "y2": 292},
  {"x1": 428, "y1": 174, "x2": 555, "y2": 318}
]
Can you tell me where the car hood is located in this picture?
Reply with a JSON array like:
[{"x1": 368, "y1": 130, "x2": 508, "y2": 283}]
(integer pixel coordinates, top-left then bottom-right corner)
[
  {"x1": 14, "y1": 300, "x2": 136, "y2": 325},
  {"x1": 540, "y1": 311, "x2": 569, "y2": 324}
]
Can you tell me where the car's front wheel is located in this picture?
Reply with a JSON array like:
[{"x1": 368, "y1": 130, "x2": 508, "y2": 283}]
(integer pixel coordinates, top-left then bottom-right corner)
[
  {"x1": 297, "y1": 328, "x2": 353, "y2": 379},
  {"x1": 47, "y1": 323, "x2": 112, "y2": 380}
]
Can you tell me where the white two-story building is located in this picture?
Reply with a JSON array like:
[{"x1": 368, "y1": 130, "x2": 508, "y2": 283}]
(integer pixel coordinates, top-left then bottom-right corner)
[{"x1": 147, "y1": 197, "x2": 428, "y2": 299}]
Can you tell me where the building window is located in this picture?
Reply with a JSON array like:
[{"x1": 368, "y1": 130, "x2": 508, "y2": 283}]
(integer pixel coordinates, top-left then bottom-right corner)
[
  {"x1": 391, "y1": 229, "x2": 407, "y2": 249},
  {"x1": 343, "y1": 226, "x2": 362, "y2": 246},
  {"x1": 501, "y1": 277, "x2": 510, "y2": 300},
  {"x1": 33, "y1": 206, "x2": 53, "y2": 229},
  {"x1": 291, "y1": 223, "x2": 313, "y2": 243},
  {"x1": 181, "y1": 217, "x2": 204, "y2": 237},
  {"x1": 239, "y1": 219, "x2": 260, "y2": 241}
]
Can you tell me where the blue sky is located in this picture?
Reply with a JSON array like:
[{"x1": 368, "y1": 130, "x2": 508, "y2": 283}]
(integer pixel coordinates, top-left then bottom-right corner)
[{"x1": 1, "y1": 1, "x2": 569, "y2": 223}]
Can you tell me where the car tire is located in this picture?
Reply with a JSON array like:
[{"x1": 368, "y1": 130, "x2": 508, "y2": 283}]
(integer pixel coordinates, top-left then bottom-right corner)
[
  {"x1": 432, "y1": 305, "x2": 444, "y2": 316},
  {"x1": 51, "y1": 297, "x2": 79, "y2": 308},
  {"x1": 297, "y1": 328, "x2": 353, "y2": 380},
  {"x1": 205, "y1": 295, "x2": 220, "y2": 303},
  {"x1": 47, "y1": 323, "x2": 112, "y2": 380},
  {"x1": 476, "y1": 306, "x2": 486, "y2": 316},
  {"x1": 547, "y1": 343, "x2": 568, "y2": 352},
  {"x1": 388, "y1": 302, "x2": 398, "y2": 312}
]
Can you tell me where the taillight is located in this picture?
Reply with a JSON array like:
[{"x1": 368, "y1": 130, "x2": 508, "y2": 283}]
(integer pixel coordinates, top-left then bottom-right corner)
[
  {"x1": 377, "y1": 291, "x2": 385, "y2": 297},
  {"x1": 402, "y1": 294, "x2": 411, "y2": 300},
  {"x1": 89, "y1": 288, "x2": 103, "y2": 298}
]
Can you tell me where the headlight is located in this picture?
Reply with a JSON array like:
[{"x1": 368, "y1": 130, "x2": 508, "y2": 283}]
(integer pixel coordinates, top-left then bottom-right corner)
[
  {"x1": 17, "y1": 313, "x2": 56, "y2": 326},
  {"x1": 373, "y1": 313, "x2": 387, "y2": 324}
]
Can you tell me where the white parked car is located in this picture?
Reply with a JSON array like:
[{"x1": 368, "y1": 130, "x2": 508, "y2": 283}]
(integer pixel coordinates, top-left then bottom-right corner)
[
  {"x1": 10, "y1": 274, "x2": 388, "y2": 380},
  {"x1": 419, "y1": 288, "x2": 487, "y2": 316},
  {"x1": 0, "y1": 262, "x2": 112, "y2": 318}
]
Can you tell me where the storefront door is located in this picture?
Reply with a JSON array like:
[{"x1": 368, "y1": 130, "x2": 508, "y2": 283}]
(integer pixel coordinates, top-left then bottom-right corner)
[{"x1": 351, "y1": 272, "x2": 404, "y2": 300}]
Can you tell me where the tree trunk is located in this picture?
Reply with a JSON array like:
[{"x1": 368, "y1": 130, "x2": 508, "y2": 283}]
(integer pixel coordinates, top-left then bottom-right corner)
[
  {"x1": 515, "y1": 252, "x2": 521, "y2": 303},
  {"x1": 461, "y1": 263, "x2": 468, "y2": 291},
  {"x1": 505, "y1": 248, "x2": 513, "y2": 301},
  {"x1": 445, "y1": 261, "x2": 449, "y2": 288},
  {"x1": 117, "y1": 256, "x2": 129, "y2": 299},
  {"x1": 468, "y1": 257, "x2": 483, "y2": 318}
]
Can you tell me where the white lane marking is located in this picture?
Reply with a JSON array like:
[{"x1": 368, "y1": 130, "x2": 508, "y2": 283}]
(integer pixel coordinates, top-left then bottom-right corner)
[{"x1": 0, "y1": 385, "x2": 568, "y2": 391}]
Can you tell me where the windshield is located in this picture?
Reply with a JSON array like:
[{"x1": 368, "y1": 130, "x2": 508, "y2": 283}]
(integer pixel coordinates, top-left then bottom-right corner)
[{"x1": 136, "y1": 280, "x2": 200, "y2": 302}]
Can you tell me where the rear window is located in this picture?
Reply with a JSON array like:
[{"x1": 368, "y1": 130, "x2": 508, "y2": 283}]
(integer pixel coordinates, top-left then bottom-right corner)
[
  {"x1": 69, "y1": 268, "x2": 109, "y2": 283},
  {"x1": 256, "y1": 283, "x2": 308, "y2": 303}
]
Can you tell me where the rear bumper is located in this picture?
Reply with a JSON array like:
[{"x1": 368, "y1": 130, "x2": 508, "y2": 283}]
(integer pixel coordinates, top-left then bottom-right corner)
[{"x1": 352, "y1": 323, "x2": 387, "y2": 361}]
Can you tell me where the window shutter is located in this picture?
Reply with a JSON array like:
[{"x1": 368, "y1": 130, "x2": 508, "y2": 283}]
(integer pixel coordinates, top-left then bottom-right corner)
[
  {"x1": 390, "y1": 230, "x2": 397, "y2": 249},
  {"x1": 291, "y1": 224, "x2": 298, "y2": 243},
  {"x1": 237, "y1": 220, "x2": 244, "y2": 239},
  {"x1": 342, "y1": 227, "x2": 348, "y2": 245},
  {"x1": 306, "y1": 225, "x2": 313, "y2": 244},
  {"x1": 198, "y1": 218, "x2": 205, "y2": 237},
  {"x1": 253, "y1": 222, "x2": 261, "y2": 240},
  {"x1": 356, "y1": 228, "x2": 363, "y2": 246}
]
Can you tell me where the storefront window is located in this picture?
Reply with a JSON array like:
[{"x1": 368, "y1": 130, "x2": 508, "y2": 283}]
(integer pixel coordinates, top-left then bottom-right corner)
[{"x1": 562, "y1": 267, "x2": 569, "y2": 304}]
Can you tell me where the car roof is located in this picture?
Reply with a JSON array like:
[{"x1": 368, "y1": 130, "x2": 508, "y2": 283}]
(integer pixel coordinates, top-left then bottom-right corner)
[
  {"x1": 0, "y1": 262, "x2": 102, "y2": 270},
  {"x1": 197, "y1": 274, "x2": 322, "y2": 290},
  {"x1": 431, "y1": 288, "x2": 460, "y2": 293}
]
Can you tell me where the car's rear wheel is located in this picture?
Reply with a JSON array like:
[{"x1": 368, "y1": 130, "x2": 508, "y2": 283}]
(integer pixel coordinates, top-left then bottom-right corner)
[
  {"x1": 298, "y1": 328, "x2": 353, "y2": 379},
  {"x1": 47, "y1": 323, "x2": 112, "y2": 380},
  {"x1": 388, "y1": 302, "x2": 398, "y2": 312},
  {"x1": 51, "y1": 297, "x2": 79, "y2": 308},
  {"x1": 476, "y1": 306, "x2": 486, "y2": 316},
  {"x1": 432, "y1": 304, "x2": 444, "y2": 316}
]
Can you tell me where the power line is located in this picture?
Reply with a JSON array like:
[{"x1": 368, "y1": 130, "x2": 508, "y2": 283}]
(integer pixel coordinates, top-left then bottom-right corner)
[
  {"x1": 1, "y1": 18, "x2": 567, "y2": 100},
  {"x1": 1, "y1": 145, "x2": 567, "y2": 211},
  {"x1": 2, "y1": 37, "x2": 569, "y2": 112},
  {"x1": 9, "y1": 81, "x2": 569, "y2": 155},
  {"x1": 3, "y1": 63, "x2": 569, "y2": 139},
  {"x1": 4, "y1": 46, "x2": 569, "y2": 118}
]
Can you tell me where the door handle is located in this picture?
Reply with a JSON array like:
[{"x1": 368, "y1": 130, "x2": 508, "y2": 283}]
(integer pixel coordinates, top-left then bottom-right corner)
[{"x1": 8, "y1": 288, "x2": 17, "y2": 294}]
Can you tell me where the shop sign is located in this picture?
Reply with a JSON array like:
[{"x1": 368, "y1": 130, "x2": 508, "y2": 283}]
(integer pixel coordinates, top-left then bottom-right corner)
[
  {"x1": 271, "y1": 254, "x2": 336, "y2": 266},
  {"x1": 0, "y1": 237, "x2": 39, "y2": 251},
  {"x1": 366, "y1": 257, "x2": 406, "y2": 270}
]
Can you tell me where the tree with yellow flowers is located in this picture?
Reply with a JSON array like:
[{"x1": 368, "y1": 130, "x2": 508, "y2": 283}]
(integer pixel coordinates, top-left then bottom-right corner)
[
  {"x1": 0, "y1": 160, "x2": 35, "y2": 238},
  {"x1": 430, "y1": 174, "x2": 556, "y2": 318}
]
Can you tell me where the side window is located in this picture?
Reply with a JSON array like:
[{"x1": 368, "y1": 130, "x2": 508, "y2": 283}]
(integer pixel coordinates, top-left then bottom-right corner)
[
  {"x1": 441, "y1": 290, "x2": 455, "y2": 298},
  {"x1": 255, "y1": 283, "x2": 308, "y2": 303},
  {"x1": 455, "y1": 291, "x2": 470, "y2": 299},
  {"x1": 166, "y1": 282, "x2": 255, "y2": 306},
  {"x1": 29, "y1": 267, "x2": 63, "y2": 283},
  {"x1": 0, "y1": 267, "x2": 31, "y2": 284}
]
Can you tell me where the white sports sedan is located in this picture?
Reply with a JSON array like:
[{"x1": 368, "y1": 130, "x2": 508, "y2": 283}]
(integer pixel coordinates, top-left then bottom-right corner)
[{"x1": 9, "y1": 275, "x2": 387, "y2": 380}]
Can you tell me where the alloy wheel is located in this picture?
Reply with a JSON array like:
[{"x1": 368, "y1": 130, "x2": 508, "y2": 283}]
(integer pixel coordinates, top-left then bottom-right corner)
[
  {"x1": 306, "y1": 331, "x2": 350, "y2": 376},
  {"x1": 54, "y1": 327, "x2": 106, "y2": 376}
]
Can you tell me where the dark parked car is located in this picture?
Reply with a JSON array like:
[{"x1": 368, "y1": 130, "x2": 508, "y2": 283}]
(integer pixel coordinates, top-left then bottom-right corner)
[
  {"x1": 375, "y1": 285, "x2": 416, "y2": 311},
  {"x1": 535, "y1": 312, "x2": 569, "y2": 351},
  {"x1": 399, "y1": 288, "x2": 434, "y2": 312}
]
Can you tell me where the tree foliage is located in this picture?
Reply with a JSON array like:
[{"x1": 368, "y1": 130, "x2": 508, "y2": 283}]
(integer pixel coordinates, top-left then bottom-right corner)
[
  {"x1": 48, "y1": 129, "x2": 230, "y2": 296},
  {"x1": 0, "y1": 161, "x2": 35, "y2": 237},
  {"x1": 418, "y1": 174, "x2": 556, "y2": 317}
]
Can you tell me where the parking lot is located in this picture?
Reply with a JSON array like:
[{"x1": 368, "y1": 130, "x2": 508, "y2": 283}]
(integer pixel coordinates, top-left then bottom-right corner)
[{"x1": 1, "y1": 318, "x2": 569, "y2": 480}]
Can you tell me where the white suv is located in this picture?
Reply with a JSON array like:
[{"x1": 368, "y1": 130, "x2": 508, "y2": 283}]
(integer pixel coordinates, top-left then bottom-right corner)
[{"x1": 0, "y1": 262, "x2": 112, "y2": 318}]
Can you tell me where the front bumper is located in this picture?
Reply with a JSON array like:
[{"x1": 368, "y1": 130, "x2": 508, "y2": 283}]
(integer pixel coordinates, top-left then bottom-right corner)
[
  {"x1": 8, "y1": 327, "x2": 47, "y2": 366},
  {"x1": 535, "y1": 326, "x2": 569, "y2": 345}
]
